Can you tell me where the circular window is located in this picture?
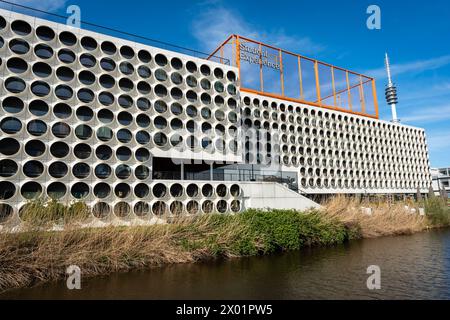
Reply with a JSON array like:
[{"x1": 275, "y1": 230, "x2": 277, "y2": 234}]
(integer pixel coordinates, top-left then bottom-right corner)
[
  {"x1": 137, "y1": 81, "x2": 151, "y2": 94},
  {"x1": 23, "y1": 161, "x2": 44, "y2": 178},
  {"x1": 153, "y1": 183, "x2": 167, "y2": 198},
  {"x1": 155, "y1": 54, "x2": 168, "y2": 66},
  {"x1": 0, "y1": 159, "x2": 18, "y2": 178},
  {"x1": 119, "y1": 78, "x2": 134, "y2": 92},
  {"x1": 214, "y1": 68, "x2": 224, "y2": 79},
  {"x1": 80, "y1": 53, "x2": 96, "y2": 68},
  {"x1": 136, "y1": 131, "x2": 150, "y2": 145},
  {"x1": 11, "y1": 20, "x2": 32, "y2": 36},
  {"x1": 94, "y1": 183, "x2": 111, "y2": 199},
  {"x1": 96, "y1": 145, "x2": 112, "y2": 160},
  {"x1": 31, "y1": 81, "x2": 50, "y2": 97},
  {"x1": 75, "y1": 125, "x2": 93, "y2": 140},
  {"x1": 0, "y1": 181, "x2": 16, "y2": 200},
  {"x1": 2, "y1": 96, "x2": 24, "y2": 114},
  {"x1": 101, "y1": 41, "x2": 117, "y2": 55},
  {"x1": 99, "y1": 74, "x2": 115, "y2": 88},
  {"x1": 50, "y1": 142, "x2": 69, "y2": 158},
  {"x1": 58, "y1": 48, "x2": 75, "y2": 63},
  {"x1": 0, "y1": 138, "x2": 20, "y2": 156},
  {"x1": 59, "y1": 31, "x2": 77, "y2": 46},
  {"x1": 54, "y1": 103, "x2": 72, "y2": 119},
  {"x1": 71, "y1": 183, "x2": 90, "y2": 199},
  {"x1": 93, "y1": 203, "x2": 111, "y2": 219},
  {"x1": 138, "y1": 66, "x2": 151, "y2": 78},
  {"x1": 136, "y1": 148, "x2": 150, "y2": 162},
  {"x1": 55, "y1": 85, "x2": 73, "y2": 100},
  {"x1": 117, "y1": 111, "x2": 132, "y2": 126},
  {"x1": 155, "y1": 69, "x2": 168, "y2": 81},
  {"x1": 27, "y1": 120, "x2": 47, "y2": 136},
  {"x1": 171, "y1": 58, "x2": 183, "y2": 70},
  {"x1": 154, "y1": 116, "x2": 167, "y2": 129},
  {"x1": 35, "y1": 44, "x2": 54, "y2": 59},
  {"x1": 32, "y1": 62, "x2": 52, "y2": 78},
  {"x1": 171, "y1": 88, "x2": 183, "y2": 100},
  {"x1": 135, "y1": 166, "x2": 150, "y2": 180},
  {"x1": 118, "y1": 95, "x2": 133, "y2": 109},
  {"x1": 201, "y1": 79, "x2": 211, "y2": 90},
  {"x1": 79, "y1": 70, "x2": 96, "y2": 85},
  {"x1": 138, "y1": 50, "x2": 151, "y2": 63},
  {"x1": 10, "y1": 39, "x2": 30, "y2": 54},
  {"x1": 116, "y1": 165, "x2": 131, "y2": 180},
  {"x1": 154, "y1": 100, "x2": 167, "y2": 113},
  {"x1": 120, "y1": 46, "x2": 135, "y2": 59},
  {"x1": 78, "y1": 88, "x2": 94, "y2": 103},
  {"x1": 200, "y1": 65, "x2": 211, "y2": 76},
  {"x1": 114, "y1": 202, "x2": 131, "y2": 217},
  {"x1": 74, "y1": 143, "x2": 91, "y2": 159},
  {"x1": 95, "y1": 164, "x2": 112, "y2": 179},
  {"x1": 98, "y1": 109, "x2": 114, "y2": 124},
  {"x1": 51, "y1": 122, "x2": 70, "y2": 138},
  {"x1": 135, "y1": 184, "x2": 150, "y2": 199},
  {"x1": 171, "y1": 72, "x2": 183, "y2": 85},
  {"x1": 154, "y1": 132, "x2": 168, "y2": 146},
  {"x1": 36, "y1": 26, "x2": 55, "y2": 41},
  {"x1": 100, "y1": 57, "x2": 116, "y2": 71},
  {"x1": 81, "y1": 36, "x2": 97, "y2": 51},
  {"x1": 76, "y1": 106, "x2": 94, "y2": 122},
  {"x1": 136, "y1": 114, "x2": 150, "y2": 128},
  {"x1": 49, "y1": 162, "x2": 68, "y2": 178},
  {"x1": 25, "y1": 140, "x2": 46, "y2": 157},
  {"x1": 116, "y1": 146, "x2": 131, "y2": 161},
  {"x1": 7, "y1": 57, "x2": 28, "y2": 74},
  {"x1": 137, "y1": 98, "x2": 151, "y2": 111},
  {"x1": 5, "y1": 77, "x2": 26, "y2": 93},
  {"x1": 56, "y1": 66, "x2": 75, "y2": 82},
  {"x1": 48, "y1": 183, "x2": 67, "y2": 200},
  {"x1": 21, "y1": 182, "x2": 42, "y2": 200},
  {"x1": 73, "y1": 163, "x2": 90, "y2": 179},
  {"x1": 117, "y1": 129, "x2": 132, "y2": 143},
  {"x1": 97, "y1": 127, "x2": 113, "y2": 142}
]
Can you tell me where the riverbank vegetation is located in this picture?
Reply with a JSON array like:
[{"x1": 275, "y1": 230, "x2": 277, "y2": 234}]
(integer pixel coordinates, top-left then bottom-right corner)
[{"x1": 0, "y1": 196, "x2": 449, "y2": 293}]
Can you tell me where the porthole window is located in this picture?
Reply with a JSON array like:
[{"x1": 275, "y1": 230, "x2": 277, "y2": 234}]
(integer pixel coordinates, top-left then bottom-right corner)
[
  {"x1": 186, "y1": 105, "x2": 198, "y2": 118},
  {"x1": 32, "y1": 62, "x2": 52, "y2": 78},
  {"x1": 23, "y1": 161, "x2": 44, "y2": 178},
  {"x1": 56, "y1": 66, "x2": 74, "y2": 81},
  {"x1": 170, "y1": 118, "x2": 183, "y2": 130},
  {"x1": 76, "y1": 106, "x2": 94, "y2": 121},
  {"x1": 155, "y1": 68, "x2": 168, "y2": 81},
  {"x1": 50, "y1": 142, "x2": 69, "y2": 158},
  {"x1": 79, "y1": 70, "x2": 96, "y2": 85},
  {"x1": 170, "y1": 72, "x2": 183, "y2": 85},
  {"x1": 115, "y1": 184, "x2": 131, "y2": 199},
  {"x1": 214, "y1": 81, "x2": 224, "y2": 93},
  {"x1": 25, "y1": 140, "x2": 46, "y2": 157},
  {"x1": 96, "y1": 145, "x2": 112, "y2": 160},
  {"x1": 201, "y1": 108, "x2": 211, "y2": 120},
  {"x1": 75, "y1": 124, "x2": 93, "y2": 140},
  {"x1": 49, "y1": 161, "x2": 68, "y2": 178},
  {"x1": 98, "y1": 109, "x2": 114, "y2": 124},
  {"x1": 97, "y1": 127, "x2": 113, "y2": 142},
  {"x1": 120, "y1": 46, "x2": 135, "y2": 59},
  {"x1": 59, "y1": 31, "x2": 77, "y2": 46},
  {"x1": 136, "y1": 131, "x2": 150, "y2": 145},
  {"x1": 137, "y1": 98, "x2": 151, "y2": 111},
  {"x1": 135, "y1": 184, "x2": 150, "y2": 199},
  {"x1": 116, "y1": 146, "x2": 131, "y2": 161},
  {"x1": 170, "y1": 134, "x2": 183, "y2": 147},
  {"x1": 0, "y1": 159, "x2": 18, "y2": 178},
  {"x1": 94, "y1": 183, "x2": 111, "y2": 199},
  {"x1": 186, "y1": 61, "x2": 197, "y2": 73},
  {"x1": 155, "y1": 54, "x2": 168, "y2": 66},
  {"x1": 138, "y1": 50, "x2": 151, "y2": 63},
  {"x1": 119, "y1": 61, "x2": 134, "y2": 75},
  {"x1": 0, "y1": 138, "x2": 20, "y2": 156},
  {"x1": 81, "y1": 36, "x2": 97, "y2": 51},
  {"x1": 117, "y1": 129, "x2": 132, "y2": 143},
  {"x1": 137, "y1": 81, "x2": 151, "y2": 94},
  {"x1": 7, "y1": 57, "x2": 28, "y2": 74},
  {"x1": 27, "y1": 120, "x2": 47, "y2": 136},
  {"x1": 186, "y1": 75, "x2": 198, "y2": 87},
  {"x1": 35, "y1": 44, "x2": 54, "y2": 60},
  {"x1": 10, "y1": 39, "x2": 30, "y2": 54},
  {"x1": 135, "y1": 165, "x2": 150, "y2": 180},
  {"x1": 200, "y1": 65, "x2": 211, "y2": 76},
  {"x1": 73, "y1": 163, "x2": 90, "y2": 179},
  {"x1": 100, "y1": 57, "x2": 116, "y2": 71},
  {"x1": 171, "y1": 103, "x2": 183, "y2": 116},
  {"x1": 201, "y1": 93, "x2": 211, "y2": 105},
  {"x1": 95, "y1": 164, "x2": 112, "y2": 179},
  {"x1": 54, "y1": 103, "x2": 72, "y2": 119},
  {"x1": 99, "y1": 74, "x2": 115, "y2": 88},
  {"x1": 154, "y1": 116, "x2": 167, "y2": 129},
  {"x1": 137, "y1": 114, "x2": 150, "y2": 128},
  {"x1": 138, "y1": 66, "x2": 151, "y2": 78},
  {"x1": 21, "y1": 182, "x2": 42, "y2": 200},
  {"x1": 1, "y1": 117, "x2": 22, "y2": 134},
  {"x1": 136, "y1": 148, "x2": 150, "y2": 162},
  {"x1": 154, "y1": 100, "x2": 167, "y2": 113},
  {"x1": 101, "y1": 41, "x2": 116, "y2": 55},
  {"x1": 55, "y1": 85, "x2": 73, "y2": 100},
  {"x1": 58, "y1": 48, "x2": 75, "y2": 63},
  {"x1": 214, "y1": 68, "x2": 224, "y2": 79},
  {"x1": 227, "y1": 71, "x2": 237, "y2": 82},
  {"x1": 119, "y1": 78, "x2": 134, "y2": 92},
  {"x1": 11, "y1": 20, "x2": 31, "y2": 36},
  {"x1": 51, "y1": 122, "x2": 70, "y2": 138},
  {"x1": 170, "y1": 88, "x2": 183, "y2": 100},
  {"x1": 118, "y1": 95, "x2": 133, "y2": 109},
  {"x1": 227, "y1": 84, "x2": 237, "y2": 95},
  {"x1": 3, "y1": 96, "x2": 24, "y2": 114},
  {"x1": 31, "y1": 81, "x2": 51, "y2": 97},
  {"x1": 118, "y1": 111, "x2": 133, "y2": 126},
  {"x1": 186, "y1": 90, "x2": 197, "y2": 102},
  {"x1": 80, "y1": 53, "x2": 96, "y2": 68},
  {"x1": 47, "y1": 183, "x2": 66, "y2": 200},
  {"x1": 171, "y1": 58, "x2": 183, "y2": 70},
  {"x1": 36, "y1": 26, "x2": 55, "y2": 41},
  {"x1": 74, "y1": 143, "x2": 91, "y2": 159},
  {"x1": 71, "y1": 183, "x2": 90, "y2": 199},
  {"x1": 5, "y1": 77, "x2": 26, "y2": 93},
  {"x1": 116, "y1": 165, "x2": 132, "y2": 180},
  {"x1": 154, "y1": 132, "x2": 168, "y2": 146},
  {"x1": 201, "y1": 79, "x2": 211, "y2": 90},
  {"x1": 78, "y1": 88, "x2": 94, "y2": 103}
]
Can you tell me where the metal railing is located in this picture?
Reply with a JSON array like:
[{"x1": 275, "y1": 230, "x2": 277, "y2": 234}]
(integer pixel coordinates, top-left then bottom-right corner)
[{"x1": 0, "y1": 0, "x2": 229, "y2": 65}]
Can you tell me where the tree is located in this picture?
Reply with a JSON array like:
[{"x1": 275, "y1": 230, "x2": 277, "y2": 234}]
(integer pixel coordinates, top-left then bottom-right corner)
[{"x1": 428, "y1": 186, "x2": 436, "y2": 199}]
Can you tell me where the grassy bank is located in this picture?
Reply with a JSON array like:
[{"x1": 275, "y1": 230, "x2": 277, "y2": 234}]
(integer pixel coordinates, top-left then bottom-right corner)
[{"x1": 0, "y1": 196, "x2": 449, "y2": 293}]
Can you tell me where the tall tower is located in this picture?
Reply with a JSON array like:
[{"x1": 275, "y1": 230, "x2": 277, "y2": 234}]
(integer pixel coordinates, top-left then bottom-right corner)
[{"x1": 385, "y1": 53, "x2": 400, "y2": 123}]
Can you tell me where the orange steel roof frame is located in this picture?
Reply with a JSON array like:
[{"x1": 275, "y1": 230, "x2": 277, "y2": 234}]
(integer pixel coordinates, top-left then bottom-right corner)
[{"x1": 209, "y1": 35, "x2": 379, "y2": 119}]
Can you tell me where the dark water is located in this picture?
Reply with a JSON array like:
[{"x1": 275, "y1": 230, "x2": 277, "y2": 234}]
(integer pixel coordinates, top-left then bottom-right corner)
[{"x1": 2, "y1": 229, "x2": 450, "y2": 300}]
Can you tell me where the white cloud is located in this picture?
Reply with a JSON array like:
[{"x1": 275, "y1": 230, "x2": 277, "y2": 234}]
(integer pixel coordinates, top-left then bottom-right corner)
[
  {"x1": 365, "y1": 55, "x2": 450, "y2": 80},
  {"x1": 190, "y1": 5, "x2": 324, "y2": 55},
  {"x1": 401, "y1": 104, "x2": 450, "y2": 124},
  {"x1": 6, "y1": 0, "x2": 67, "y2": 12}
]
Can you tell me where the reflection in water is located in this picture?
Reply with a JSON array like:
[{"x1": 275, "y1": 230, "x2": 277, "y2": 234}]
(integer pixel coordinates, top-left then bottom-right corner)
[{"x1": 2, "y1": 229, "x2": 450, "y2": 300}]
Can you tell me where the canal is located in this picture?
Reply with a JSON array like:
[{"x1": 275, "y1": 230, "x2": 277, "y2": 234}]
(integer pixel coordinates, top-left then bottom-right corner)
[{"x1": 2, "y1": 229, "x2": 450, "y2": 299}]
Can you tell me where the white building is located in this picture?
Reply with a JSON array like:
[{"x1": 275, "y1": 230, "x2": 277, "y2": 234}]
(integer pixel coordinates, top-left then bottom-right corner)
[{"x1": 0, "y1": 8, "x2": 432, "y2": 225}]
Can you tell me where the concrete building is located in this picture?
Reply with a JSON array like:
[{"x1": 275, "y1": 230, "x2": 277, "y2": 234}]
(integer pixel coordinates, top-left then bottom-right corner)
[
  {"x1": 431, "y1": 168, "x2": 450, "y2": 198},
  {"x1": 0, "y1": 7, "x2": 432, "y2": 225}
]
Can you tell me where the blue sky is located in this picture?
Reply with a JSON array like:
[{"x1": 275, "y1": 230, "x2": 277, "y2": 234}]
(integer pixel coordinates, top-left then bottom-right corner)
[{"x1": 5, "y1": 0, "x2": 450, "y2": 167}]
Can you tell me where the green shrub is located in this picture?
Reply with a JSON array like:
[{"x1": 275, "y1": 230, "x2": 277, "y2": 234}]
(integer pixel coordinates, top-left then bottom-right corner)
[{"x1": 425, "y1": 197, "x2": 450, "y2": 226}]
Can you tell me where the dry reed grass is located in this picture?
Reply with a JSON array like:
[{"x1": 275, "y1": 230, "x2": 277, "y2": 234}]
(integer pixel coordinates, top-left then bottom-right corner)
[{"x1": 322, "y1": 196, "x2": 429, "y2": 238}]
